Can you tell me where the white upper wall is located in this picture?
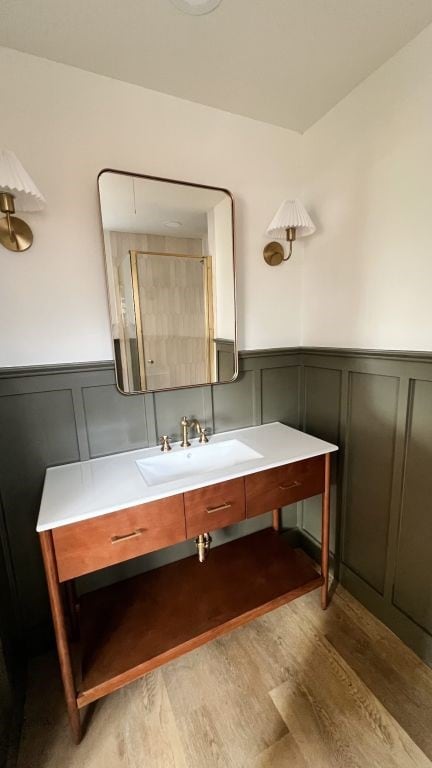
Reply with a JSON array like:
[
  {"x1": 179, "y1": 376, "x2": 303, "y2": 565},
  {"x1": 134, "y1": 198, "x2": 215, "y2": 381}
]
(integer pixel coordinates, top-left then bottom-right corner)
[
  {"x1": 2, "y1": 18, "x2": 432, "y2": 367},
  {"x1": 301, "y1": 23, "x2": 432, "y2": 351},
  {"x1": 0, "y1": 46, "x2": 303, "y2": 367}
]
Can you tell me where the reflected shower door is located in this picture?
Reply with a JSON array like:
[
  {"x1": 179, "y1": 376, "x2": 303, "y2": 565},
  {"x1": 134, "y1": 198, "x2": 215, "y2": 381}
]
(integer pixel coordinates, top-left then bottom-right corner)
[{"x1": 132, "y1": 251, "x2": 213, "y2": 390}]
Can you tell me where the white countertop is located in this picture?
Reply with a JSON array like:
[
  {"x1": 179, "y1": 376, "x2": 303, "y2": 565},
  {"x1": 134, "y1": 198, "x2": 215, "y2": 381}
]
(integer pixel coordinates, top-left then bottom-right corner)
[{"x1": 37, "y1": 422, "x2": 338, "y2": 532}]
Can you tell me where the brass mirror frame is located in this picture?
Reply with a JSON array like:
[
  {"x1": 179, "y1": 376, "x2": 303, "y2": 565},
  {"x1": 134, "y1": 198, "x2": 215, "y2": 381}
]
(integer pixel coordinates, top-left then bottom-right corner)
[{"x1": 97, "y1": 168, "x2": 238, "y2": 395}]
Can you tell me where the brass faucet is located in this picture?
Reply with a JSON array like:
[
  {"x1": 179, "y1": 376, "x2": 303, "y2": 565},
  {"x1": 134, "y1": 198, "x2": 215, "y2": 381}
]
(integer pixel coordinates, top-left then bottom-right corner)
[{"x1": 180, "y1": 416, "x2": 209, "y2": 448}]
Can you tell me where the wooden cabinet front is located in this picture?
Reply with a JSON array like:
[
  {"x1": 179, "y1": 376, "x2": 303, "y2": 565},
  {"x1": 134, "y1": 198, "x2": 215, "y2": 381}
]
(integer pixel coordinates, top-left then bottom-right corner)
[
  {"x1": 184, "y1": 478, "x2": 245, "y2": 538},
  {"x1": 52, "y1": 495, "x2": 186, "y2": 581},
  {"x1": 245, "y1": 456, "x2": 325, "y2": 518},
  {"x1": 52, "y1": 457, "x2": 325, "y2": 582}
]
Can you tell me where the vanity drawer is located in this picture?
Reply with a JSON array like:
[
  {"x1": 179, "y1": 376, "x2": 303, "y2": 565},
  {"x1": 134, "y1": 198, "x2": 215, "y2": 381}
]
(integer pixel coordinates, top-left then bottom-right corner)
[
  {"x1": 184, "y1": 478, "x2": 245, "y2": 537},
  {"x1": 245, "y1": 456, "x2": 325, "y2": 518},
  {"x1": 52, "y1": 495, "x2": 186, "y2": 581}
]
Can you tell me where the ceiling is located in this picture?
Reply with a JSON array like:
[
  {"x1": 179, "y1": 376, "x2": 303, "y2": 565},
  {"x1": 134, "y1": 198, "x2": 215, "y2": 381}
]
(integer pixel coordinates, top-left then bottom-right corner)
[
  {"x1": 1, "y1": 0, "x2": 432, "y2": 132},
  {"x1": 99, "y1": 171, "x2": 226, "y2": 236}
]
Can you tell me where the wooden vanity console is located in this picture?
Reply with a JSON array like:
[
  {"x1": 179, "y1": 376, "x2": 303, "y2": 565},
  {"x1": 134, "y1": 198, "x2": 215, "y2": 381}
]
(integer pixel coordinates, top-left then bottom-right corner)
[{"x1": 38, "y1": 423, "x2": 336, "y2": 743}]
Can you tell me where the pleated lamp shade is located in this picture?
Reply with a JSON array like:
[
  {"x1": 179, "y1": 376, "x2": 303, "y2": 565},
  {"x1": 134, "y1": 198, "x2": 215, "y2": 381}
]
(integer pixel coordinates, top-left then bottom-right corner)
[
  {"x1": 267, "y1": 199, "x2": 315, "y2": 238},
  {"x1": 0, "y1": 149, "x2": 46, "y2": 212}
]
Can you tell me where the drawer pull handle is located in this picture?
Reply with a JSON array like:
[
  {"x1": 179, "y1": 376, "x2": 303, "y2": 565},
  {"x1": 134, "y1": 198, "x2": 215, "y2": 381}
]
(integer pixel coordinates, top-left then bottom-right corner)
[
  {"x1": 206, "y1": 502, "x2": 232, "y2": 514},
  {"x1": 279, "y1": 480, "x2": 302, "y2": 491},
  {"x1": 111, "y1": 528, "x2": 145, "y2": 544}
]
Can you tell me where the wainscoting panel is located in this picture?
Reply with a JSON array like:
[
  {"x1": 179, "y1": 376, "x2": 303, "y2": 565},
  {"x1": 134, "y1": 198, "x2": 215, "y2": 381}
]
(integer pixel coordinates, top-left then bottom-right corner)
[
  {"x1": 302, "y1": 366, "x2": 341, "y2": 548},
  {"x1": 261, "y1": 365, "x2": 300, "y2": 427},
  {"x1": 212, "y1": 370, "x2": 257, "y2": 433},
  {"x1": 0, "y1": 498, "x2": 24, "y2": 768},
  {"x1": 343, "y1": 371, "x2": 399, "y2": 595},
  {"x1": 0, "y1": 388, "x2": 80, "y2": 640},
  {"x1": 83, "y1": 385, "x2": 149, "y2": 458},
  {"x1": 303, "y1": 366, "x2": 341, "y2": 443},
  {"x1": 393, "y1": 378, "x2": 432, "y2": 636}
]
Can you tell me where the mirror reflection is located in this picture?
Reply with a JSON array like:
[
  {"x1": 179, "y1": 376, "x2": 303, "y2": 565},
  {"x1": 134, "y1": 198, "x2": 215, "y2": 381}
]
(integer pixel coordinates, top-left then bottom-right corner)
[{"x1": 98, "y1": 171, "x2": 237, "y2": 393}]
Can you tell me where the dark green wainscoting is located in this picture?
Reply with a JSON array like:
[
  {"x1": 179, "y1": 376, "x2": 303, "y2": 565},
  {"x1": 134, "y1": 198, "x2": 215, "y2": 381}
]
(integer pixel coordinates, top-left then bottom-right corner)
[
  {"x1": 0, "y1": 347, "x2": 432, "y2": 671},
  {"x1": 0, "y1": 494, "x2": 25, "y2": 766},
  {"x1": 0, "y1": 350, "x2": 302, "y2": 656},
  {"x1": 300, "y1": 348, "x2": 432, "y2": 668}
]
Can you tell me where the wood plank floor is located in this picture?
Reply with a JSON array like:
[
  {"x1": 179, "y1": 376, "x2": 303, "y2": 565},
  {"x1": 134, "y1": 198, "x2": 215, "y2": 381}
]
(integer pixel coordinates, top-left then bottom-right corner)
[{"x1": 17, "y1": 585, "x2": 432, "y2": 768}]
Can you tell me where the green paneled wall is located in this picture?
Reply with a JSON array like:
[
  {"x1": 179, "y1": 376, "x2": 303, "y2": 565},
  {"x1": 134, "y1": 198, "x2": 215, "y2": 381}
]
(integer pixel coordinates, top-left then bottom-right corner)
[
  {"x1": 1, "y1": 347, "x2": 432, "y2": 669},
  {"x1": 393, "y1": 379, "x2": 432, "y2": 636},
  {"x1": 0, "y1": 351, "x2": 301, "y2": 654},
  {"x1": 300, "y1": 348, "x2": 432, "y2": 668},
  {"x1": 0, "y1": 504, "x2": 23, "y2": 768}
]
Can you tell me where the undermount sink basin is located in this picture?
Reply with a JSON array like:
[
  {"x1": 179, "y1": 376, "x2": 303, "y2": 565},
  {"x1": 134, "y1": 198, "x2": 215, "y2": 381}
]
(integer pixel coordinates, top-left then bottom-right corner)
[{"x1": 136, "y1": 439, "x2": 263, "y2": 486}]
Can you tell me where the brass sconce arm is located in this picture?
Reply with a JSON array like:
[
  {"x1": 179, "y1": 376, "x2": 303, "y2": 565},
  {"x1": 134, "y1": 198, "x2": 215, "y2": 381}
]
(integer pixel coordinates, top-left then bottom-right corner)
[
  {"x1": 284, "y1": 226, "x2": 296, "y2": 260},
  {"x1": 0, "y1": 192, "x2": 17, "y2": 242},
  {"x1": 263, "y1": 228, "x2": 296, "y2": 266}
]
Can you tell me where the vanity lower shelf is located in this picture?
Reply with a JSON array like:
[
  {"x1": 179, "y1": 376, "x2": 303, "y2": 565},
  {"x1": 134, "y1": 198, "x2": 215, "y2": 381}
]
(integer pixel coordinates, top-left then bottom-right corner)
[{"x1": 76, "y1": 528, "x2": 322, "y2": 707}]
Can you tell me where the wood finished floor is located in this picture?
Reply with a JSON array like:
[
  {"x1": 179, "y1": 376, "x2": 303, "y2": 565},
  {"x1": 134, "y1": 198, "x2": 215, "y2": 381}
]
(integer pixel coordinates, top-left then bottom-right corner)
[{"x1": 17, "y1": 585, "x2": 432, "y2": 768}]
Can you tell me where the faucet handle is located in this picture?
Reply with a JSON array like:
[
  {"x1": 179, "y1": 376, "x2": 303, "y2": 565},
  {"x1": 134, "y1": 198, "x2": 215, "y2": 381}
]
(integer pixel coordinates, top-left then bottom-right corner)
[
  {"x1": 199, "y1": 427, "x2": 209, "y2": 444},
  {"x1": 160, "y1": 435, "x2": 172, "y2": 452}
]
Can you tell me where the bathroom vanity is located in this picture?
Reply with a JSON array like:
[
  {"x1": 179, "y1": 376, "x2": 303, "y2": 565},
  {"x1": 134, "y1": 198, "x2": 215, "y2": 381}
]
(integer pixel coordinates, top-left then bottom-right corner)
[{"x1": 37, "y1": 421, "x2": 337, "y2": 743}]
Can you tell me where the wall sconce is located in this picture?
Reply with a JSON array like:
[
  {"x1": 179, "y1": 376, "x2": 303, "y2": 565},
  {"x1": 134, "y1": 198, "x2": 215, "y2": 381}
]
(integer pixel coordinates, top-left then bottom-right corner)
[
  {"x1": 0, "y1": 149, "x2": 46, "y2": 252},
  {"x1": 263, "y1": 199, "x2": 315, "y2": 266}
]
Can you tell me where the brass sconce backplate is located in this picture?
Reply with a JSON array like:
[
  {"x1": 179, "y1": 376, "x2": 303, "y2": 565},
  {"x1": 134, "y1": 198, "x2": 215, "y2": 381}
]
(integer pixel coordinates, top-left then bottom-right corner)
[
  {"x1": 263, "y1": 241, "x2": 284, "y2": 267},
  {"x1": 0, "y1": 215, "x2": 33, "y2": 252}
]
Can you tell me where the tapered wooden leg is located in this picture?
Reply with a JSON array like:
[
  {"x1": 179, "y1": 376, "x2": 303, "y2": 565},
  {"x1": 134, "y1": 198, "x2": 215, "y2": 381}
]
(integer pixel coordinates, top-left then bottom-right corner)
[
  {"x1": 39, "y1": 531, "x2": 81, "y2": 744},
  {"x1": 272, "y1": 508, "x2": 281, "y2": 532},
  {"x1": 65, "y1": 580, "x2": 79, "y2": 640},
  {"x1": 321, "y1": 453, "x2": 331, "y2": 610}
]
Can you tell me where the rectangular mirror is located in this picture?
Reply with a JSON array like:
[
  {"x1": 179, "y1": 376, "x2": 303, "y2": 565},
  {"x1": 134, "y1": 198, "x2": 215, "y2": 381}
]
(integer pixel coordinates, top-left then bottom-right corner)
[{"x1": 98, "y1": 170, "x2": 237, "y2": 394}]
